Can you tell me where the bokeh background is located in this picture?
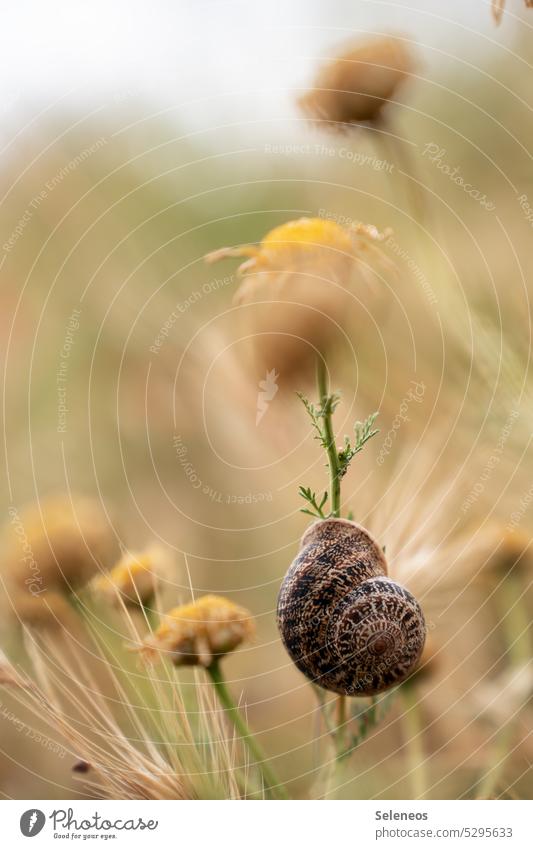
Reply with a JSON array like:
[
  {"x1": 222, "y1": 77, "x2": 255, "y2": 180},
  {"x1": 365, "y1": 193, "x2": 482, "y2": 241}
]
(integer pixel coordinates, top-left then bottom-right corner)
[{"x1": 1, "y1": 0, "x2": 532, "y2": 800}]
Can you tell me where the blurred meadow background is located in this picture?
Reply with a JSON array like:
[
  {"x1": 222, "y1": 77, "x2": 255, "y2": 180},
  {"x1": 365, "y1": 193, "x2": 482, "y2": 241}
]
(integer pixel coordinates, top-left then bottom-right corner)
[{"x1": 0, "y1": 0, "x2": 532, "y2": 800}]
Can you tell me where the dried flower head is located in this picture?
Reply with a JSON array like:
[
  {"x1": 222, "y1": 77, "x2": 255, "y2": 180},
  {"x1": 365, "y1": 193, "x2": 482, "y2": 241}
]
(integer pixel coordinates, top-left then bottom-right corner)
[
  {"x1": 2, "y1": 495, "x2": 117, "y2": 625},
  {"x1": 139, "y1": 594, "x2": 255, "y2": 667},
  {"x1": 299, "y1": 35, "x2": 414, "y2": 128},
  {"x1": 92, "y1": 545, "x2": 170, "y2": 607},
  {"x1": 8, "y1": 590, "x2": 79, "y2": 631},
  {"x1": 207, "y1": 217, "x2": 391, "y2": 377}
]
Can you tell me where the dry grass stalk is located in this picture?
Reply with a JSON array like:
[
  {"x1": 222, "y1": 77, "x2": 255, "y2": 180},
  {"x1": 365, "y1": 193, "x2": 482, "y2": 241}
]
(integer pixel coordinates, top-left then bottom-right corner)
[{"x1": 0, "y1": 601, "x2": 246, "y2": 800}]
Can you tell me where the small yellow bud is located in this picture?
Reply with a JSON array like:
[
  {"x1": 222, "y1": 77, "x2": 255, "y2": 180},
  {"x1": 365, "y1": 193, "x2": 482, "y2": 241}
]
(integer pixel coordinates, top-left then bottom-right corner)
[
  {"x1": 92, "y1": 546, "x2": 169, "y2": 607},
  {"x1": 139, "y1": 594, "x2": 255, "y2": 667}
]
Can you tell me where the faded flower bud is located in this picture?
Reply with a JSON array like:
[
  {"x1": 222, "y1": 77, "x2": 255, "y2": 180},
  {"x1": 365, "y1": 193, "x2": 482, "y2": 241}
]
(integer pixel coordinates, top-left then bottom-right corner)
[
  {"x1": 8, "y1": 591, "x2": 80, "y2": 631},
  {"x1": 492, "y1": 1, "x2": 533, "y2": 25},
  {"x1": 477, "y1": 524, "x2": 532, "y2": 578},
  {"x1": 299, "y1": 34, "x2": 414, "y2": 128},
  {"x1": 2, "y1": 495, "x2": 117, "y2": 626}
]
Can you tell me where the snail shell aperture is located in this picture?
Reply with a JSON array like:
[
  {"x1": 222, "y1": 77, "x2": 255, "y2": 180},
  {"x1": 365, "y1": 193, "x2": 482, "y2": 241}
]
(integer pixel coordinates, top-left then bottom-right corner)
[{"x1": 277, "y1": 518, "x2": 426, "y2": 696}]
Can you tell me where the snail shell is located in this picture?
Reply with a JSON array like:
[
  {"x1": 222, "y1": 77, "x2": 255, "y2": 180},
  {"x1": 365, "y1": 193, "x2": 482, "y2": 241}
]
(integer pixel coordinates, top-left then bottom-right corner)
[{"x1": 277, "y1": 518, "x2": 426, "y2": 696}]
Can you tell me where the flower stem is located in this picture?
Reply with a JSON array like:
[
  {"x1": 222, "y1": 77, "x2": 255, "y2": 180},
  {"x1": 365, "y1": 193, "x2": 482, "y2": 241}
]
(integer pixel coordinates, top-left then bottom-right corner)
[
  {"x1": 498, "y1": 576, "x2": 530, "y2": 667},
  {"x1": 316, "y1": 356, "x2": 341, "y2": 517},
  {"x1": 476, "y1": 721, "x2": 514, "y2": 799},
  {"x1": 401, "y1": 685, "x2": 427, "y2": 799},
  {"x1": 140, "y1": 601, "x2": 159, "y2": 633},
  {"x1": 475, "y1": 576, "x2": 528, "y2": 798},
  {"x1": 334, "y1": 694, "x2": 347, "y2": 756},
  {"x1": 206, "y1": 660, "x2": 289, "y2": 800}
]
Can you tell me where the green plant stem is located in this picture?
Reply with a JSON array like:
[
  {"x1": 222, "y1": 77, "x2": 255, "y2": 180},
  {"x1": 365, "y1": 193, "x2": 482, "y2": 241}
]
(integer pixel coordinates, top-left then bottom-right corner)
[
  {"x1": 206, "y1": 660, "x2": 289, "y2": 800},
  {"x1": 316, "y1": 357, "x2": 341, "y2": 517},
  {"x1": 380, "y1": 128, "x2": 429, "y2": 228},
  {"x1": 319, "y1": 692, "x2": 397, "y2": 797},
  {"x1": 335, "y1": 695, "x2": 347, "y2": 756},
  {"x1": 401, "y1": 685, "x2": 427, "y2": 799},
  {"x1": 475, "y1": 576, "x2": 528, "y2": 798},
  {"x1": 140, "y1": 601, "x2": 159, "y2": 633}
]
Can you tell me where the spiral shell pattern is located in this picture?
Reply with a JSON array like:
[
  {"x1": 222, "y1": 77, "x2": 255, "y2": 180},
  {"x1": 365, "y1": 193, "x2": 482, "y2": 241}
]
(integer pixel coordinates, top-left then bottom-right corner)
[{"x1": 277, "y1": 518, "x2": 426, "y2": 695}]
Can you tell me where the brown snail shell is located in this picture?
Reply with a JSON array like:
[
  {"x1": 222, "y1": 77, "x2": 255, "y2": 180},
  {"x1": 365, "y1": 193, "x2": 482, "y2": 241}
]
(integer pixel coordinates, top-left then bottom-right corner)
[{"x1": 277, "y1": 518, "x2": 426, "y2": 696}]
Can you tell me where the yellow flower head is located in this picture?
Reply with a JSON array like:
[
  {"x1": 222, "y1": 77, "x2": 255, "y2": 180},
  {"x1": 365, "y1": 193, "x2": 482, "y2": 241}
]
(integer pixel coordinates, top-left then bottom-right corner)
[
  {"x1": 299, "y1": 34, "x2": 415, "y2": 128},
  {"x1": 207, "y1": 216, "x2": 386, "y2": 274},
  {"x1": 206, "y1": 217, "x2": 391, "y2": 378},
  {"x1": 139, "y1": 594, "x2": 255, "y2": 667},
  {"x1": 93, "y1": 545, "x2": 169, "y2": 607}
]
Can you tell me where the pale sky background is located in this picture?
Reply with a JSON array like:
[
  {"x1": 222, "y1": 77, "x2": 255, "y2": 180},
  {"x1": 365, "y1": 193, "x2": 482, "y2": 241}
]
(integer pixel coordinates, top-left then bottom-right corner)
[{"x1": 0, "y1": 0, "x2": 526, "y2": 139}]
